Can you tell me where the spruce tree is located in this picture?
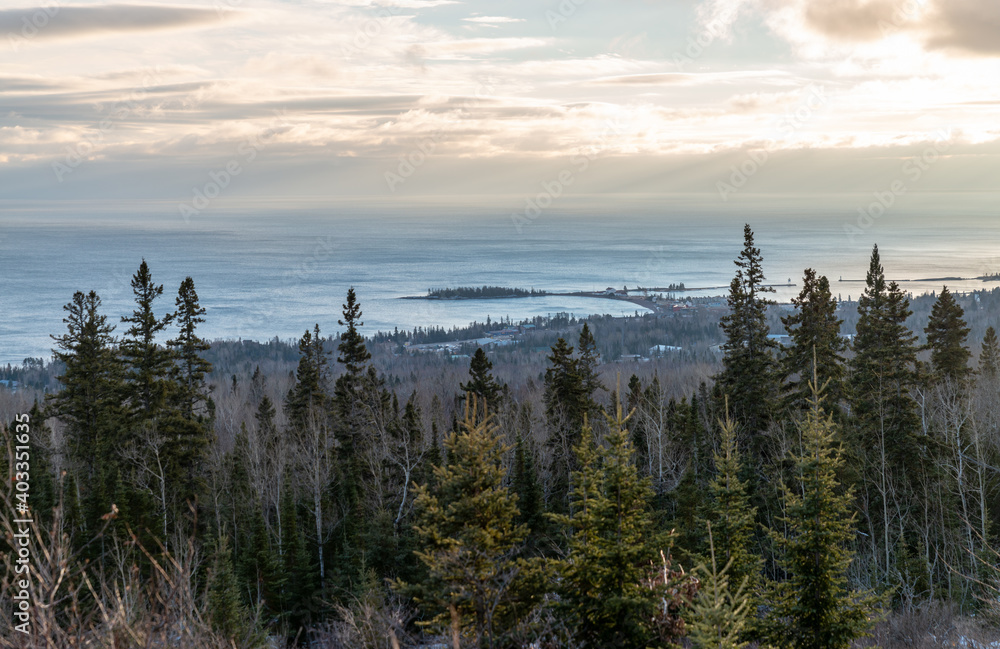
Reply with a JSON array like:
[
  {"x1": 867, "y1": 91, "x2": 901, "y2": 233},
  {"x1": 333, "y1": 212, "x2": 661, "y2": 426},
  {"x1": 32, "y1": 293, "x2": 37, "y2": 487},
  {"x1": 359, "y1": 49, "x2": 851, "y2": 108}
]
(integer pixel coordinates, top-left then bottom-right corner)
[
  {"x1": 702, "y1": 409, "x2": 761, "y2": 602},
  {"x1": 512, "y1": 434, "x2": 543, "y2": 545},
  {"x1": 979, "y1": 326, "x2": 1000, "y2": 377},
  {"x1": 402, "y1": 399, "x2": 526, "y2": 648},
  {"x1": 207, "y1": 533, "x2": 246, "y2": 641},
  {"x1": 332, "y1": 288, "x2": 373, "y2": 588},
  {"x1": 781, "y1": 269, "x2": 846, "y2": 413},
  {"x1": 279, "y1": 474, "x2": 315, "y2": 634},
  {"x1": 576, "y1": 322, "x2": 601, "y2": 400},
  {"x1": 543, "y1": 337, "x2": 585, "y2": 511},
  {"x1": 47, "y1": 290, "x2": 127, "y2": 531},
  {"x1": 167, "y1": 276, "x2": 212, "y2": 419},
  {"x1": 286, "y1": 324, "x2": 330, "y2": 429},
  {"x1": 848, "y1": 244, "x2": 921, "y2": 582},
  {"x1": 460, "y1": 347, "x2": 503, "y2": 412},
  {"x1": 550, "y1": 398, "x2": 679, "y2": 647},
  {"x1": 716, "y1": 224, "x2": 778, "y2": 462},
  {"x1": 763, "y1": 377, "x2": 877, "y2": 649},
  {"x1": 925, "y1": 286, "x2": 971, "y2": 384},
  {"x1": 120, "y1": 259, "x2": 174, "y2": 418},
  {"x1": 688, "y1": 523, "x2": 752, "y2": 649}
]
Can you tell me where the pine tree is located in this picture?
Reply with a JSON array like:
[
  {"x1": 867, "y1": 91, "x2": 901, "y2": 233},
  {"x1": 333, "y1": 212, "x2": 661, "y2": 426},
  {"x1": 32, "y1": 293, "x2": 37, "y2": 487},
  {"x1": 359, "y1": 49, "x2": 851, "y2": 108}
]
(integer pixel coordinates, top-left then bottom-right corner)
[
  {"x1": 576, "y1": 323, "x2": 601, "y2": 400},
  {"x1": 544, "y1": 337, "x2": 586, "y2": 511},
  {"x1": 167, "y1": 276, "x2": 212, "y2": 419},
  {"x1": 925, "y1": 286, "x2": 971, "y2": 384},
  {"x1": 550, "y1": 397, "x2": 680, "y2": 647},
  {"x1": 332, "y1": 288, "x2": 374, "y2": 589},
  {"x1": 716, "y1": 224, "x2": 778, "y2": 462},
  {"x1": 207, "y1": 533, "x2": 247, "y2": 641},
  {"x1": 702, "y1": 408, "x2": 761, "y2": 602},
  {"x1": 401, "y1": 399, "x2": 526, "y2": 648},
  {"x1": 688, "y1": 523, "x2": 751, "y2": 649},
  {"x1": 120, "y1": 259, "x2": 174, "y2": 418},
  {"x1": 286, "y1": 324, "x2": 330, "y2": 429},
  {"x1": 848, "y1": 244, "x2": 921, "y2": 582},
  {"x1": 781, "y1": 269, "x2": 846, "y2": 413},
  {"x1": 512, "y1": 434, "x2": 543, "y2": 544},
  {"x1": 979, "y1": 326, "x2": 1000, "y2": 377},
  {"x1": 47, "y1": 290, "x2": 128, "y2": 530},
  {"x1": 279, "y1": 473, "x2": 315, "y2": 634},
  {"x1": 460, "y1": 348, "x2": 503, "y2": 412},
  {"x1": 763, "y1": 376, "x2": 877, "y2": 649},
  {"x1": 335, "y1": 287, "x2": 372, "y2": 392}
]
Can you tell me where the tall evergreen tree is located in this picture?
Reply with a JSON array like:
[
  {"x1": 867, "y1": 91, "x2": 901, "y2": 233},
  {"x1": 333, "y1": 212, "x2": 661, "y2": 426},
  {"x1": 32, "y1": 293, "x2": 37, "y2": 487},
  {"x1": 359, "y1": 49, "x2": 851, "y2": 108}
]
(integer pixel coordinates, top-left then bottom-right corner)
[
  {"x1": 460, "y1": 347, "x2": 503, "y2": 412},
  {"x1": 688, "y1": 523, "x2": 752, "y2": 649},
  {"x1": 781, "y1": 269, "x2": 846, "y2": 413},
  {"x1": 550, "y1": 398, "x2": 680, "y2": 647},
  {"x1": 848, "y1": 244, "x2": 921, "y2": 582},
  {"x1": 702, "y1": 409, "x2": 761, "y2": 602},
  {"x1": 47, "y1": 290, "x2": 127, "y2": 531},
  {"x1": 286, "y1": 324, "x2": 330, "y2": 429},
  {"x1": 576, "y1": 323, "x2": 601, "y2": 400},
  {"x1": 716, "y1": 224, "x2": 778, "y2": 461},
  {"x1": 512, "y1": 434, "x2": 543, "y2": 545},
  {"x1": 120, "y1": 259, "x2": 174, "y2": 418},
  {"x1": 979, "y1": 326, "x2": 1000, "y2": 377},
  {"x1": 167, "y1": 277, "x2": 212, "y2": 419},
  {"x1": 763, "y1": 378, "x2": 877, "y2": 649},
  {"x1": 332, "y1": 288, "x2": 374, "y2": 589},
  {"x1": 925, "y1": 286, "x2": 972, "y2": 384},
  {"x1": 402, "y1": 400, "x2": 526, "y2": 648}
]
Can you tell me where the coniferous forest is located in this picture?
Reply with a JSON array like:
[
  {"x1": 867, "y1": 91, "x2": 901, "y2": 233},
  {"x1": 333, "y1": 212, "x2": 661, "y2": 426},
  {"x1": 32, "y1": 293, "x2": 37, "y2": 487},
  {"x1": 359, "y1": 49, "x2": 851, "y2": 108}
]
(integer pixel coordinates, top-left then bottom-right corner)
[{"x1": 3, "y1": 226, "x2": 1000, "y2": 648}]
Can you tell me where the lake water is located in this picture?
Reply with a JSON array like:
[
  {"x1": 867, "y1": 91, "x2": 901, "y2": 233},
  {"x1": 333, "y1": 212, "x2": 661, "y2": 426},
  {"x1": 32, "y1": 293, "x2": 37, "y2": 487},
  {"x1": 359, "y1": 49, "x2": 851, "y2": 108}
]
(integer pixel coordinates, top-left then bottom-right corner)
[{"x1": 2, "y1": 194, "x2": 999, "y2": 366}]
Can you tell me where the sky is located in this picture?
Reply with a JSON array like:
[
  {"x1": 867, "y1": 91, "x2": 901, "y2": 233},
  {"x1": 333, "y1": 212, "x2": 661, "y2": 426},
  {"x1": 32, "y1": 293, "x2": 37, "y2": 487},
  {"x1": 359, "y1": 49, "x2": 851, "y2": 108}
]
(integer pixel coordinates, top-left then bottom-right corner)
[{"x1": 2, "y1": 0, "x2": 999, "y2": 205}]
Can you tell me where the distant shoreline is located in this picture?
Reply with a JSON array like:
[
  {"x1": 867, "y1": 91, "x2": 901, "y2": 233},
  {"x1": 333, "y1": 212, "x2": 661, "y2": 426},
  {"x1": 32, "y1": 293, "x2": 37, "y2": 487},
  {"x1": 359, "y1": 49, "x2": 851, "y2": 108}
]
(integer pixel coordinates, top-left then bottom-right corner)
[{"x1": 400, "y1": 284, "x2": 795, "y2": 301}]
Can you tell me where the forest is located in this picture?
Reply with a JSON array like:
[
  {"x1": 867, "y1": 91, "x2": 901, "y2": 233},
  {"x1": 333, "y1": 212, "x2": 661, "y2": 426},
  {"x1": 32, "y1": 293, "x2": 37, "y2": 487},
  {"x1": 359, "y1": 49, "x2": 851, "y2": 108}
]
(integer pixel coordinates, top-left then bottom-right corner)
[{"x1": 2, "y1": 225, "x2": 1000, "y2": 649}]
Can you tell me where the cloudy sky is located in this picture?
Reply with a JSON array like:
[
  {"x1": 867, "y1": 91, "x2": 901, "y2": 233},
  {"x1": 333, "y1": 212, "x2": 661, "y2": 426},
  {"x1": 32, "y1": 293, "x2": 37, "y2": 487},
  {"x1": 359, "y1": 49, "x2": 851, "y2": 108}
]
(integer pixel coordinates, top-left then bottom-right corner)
[{"x1": 2, "y1": 0, "x2": 999, "y2": 203}]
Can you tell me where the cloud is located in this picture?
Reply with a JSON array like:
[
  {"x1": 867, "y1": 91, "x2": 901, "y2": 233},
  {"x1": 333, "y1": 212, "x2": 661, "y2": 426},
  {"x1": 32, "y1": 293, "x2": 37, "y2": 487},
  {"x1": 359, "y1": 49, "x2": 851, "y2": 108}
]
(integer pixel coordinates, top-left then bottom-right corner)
[
  {"x1": 462, "y1": 16, "x2": 526, "y2": 24},
  {"x1": 753, "y1": 0, "x2": 1000, "y2": 57},
  {"x1": 0, "y1": 4, "x2": 227, "y2": 42},
  {"x1": 924, "y1": 0, "x2": 1000, "y2": 55}
]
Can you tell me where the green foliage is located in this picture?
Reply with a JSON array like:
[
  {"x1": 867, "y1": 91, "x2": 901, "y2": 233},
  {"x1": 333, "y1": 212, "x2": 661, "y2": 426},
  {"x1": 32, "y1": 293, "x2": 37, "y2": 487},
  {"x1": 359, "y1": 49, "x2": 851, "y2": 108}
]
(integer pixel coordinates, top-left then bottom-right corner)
[
  {"x1": 207, "y1": 534, "x2": 247, "y2": 640},
  {"x1": 167, "y1": 276, "x2": 212, "y2": 418},
  {"x1": 925, "y1": 286, "x2": 972, "y2": 384},
  {"x1": 848, "y1": 244, "x2": 921, "y2": 582},
  {"x1": 544, "y1": 330, "x2": 600, "y2": 512},
  {"x1": 979, "y1": 326, "x2": 1000, "y2": 377},
  {"x1": 286, "y1": 324, "x2": 330, "y2": 428},
  {"x1": 460, "y1": 347, "x2": 503, "y2": 411},
  {"x1": 549, "y1": 397, "x2": 683, "y2": 648},
  {"x1": 47, "y1": 290, "x2": 128, "y2": 534},
  {"x1": 763, "y1": 378, "x2": 878, "y2": 649},
  {"x1": 781, "y1": 269, "x2": 846, "y2": 413},
  {"x1": 512, "y1": 433, "x2": 544, "y2": 545},
  {"x1": 121, "y1": 259, "x2": 175, "y2": 417},
  {"x1": 401, "y1": 399, "x2": 526, "y2": 648},
  {"x1": 702, "y1": 407, "x2": 761, "y2": 601},
  {"x1": 716, "y1": 224, "x2": 778, "y2": 461},
  {"x1": 688, "y1": 523, "x2": 751, "y2": 649}
]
